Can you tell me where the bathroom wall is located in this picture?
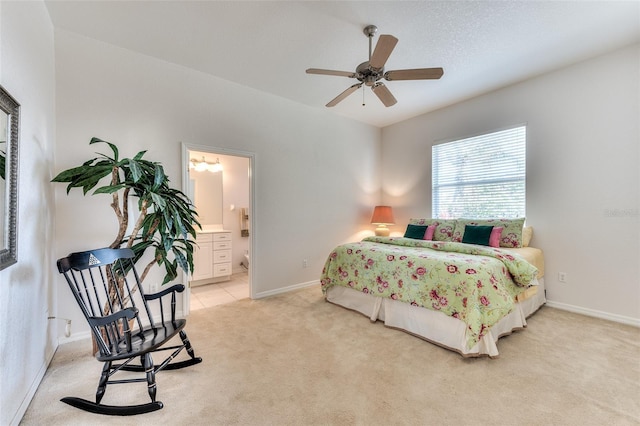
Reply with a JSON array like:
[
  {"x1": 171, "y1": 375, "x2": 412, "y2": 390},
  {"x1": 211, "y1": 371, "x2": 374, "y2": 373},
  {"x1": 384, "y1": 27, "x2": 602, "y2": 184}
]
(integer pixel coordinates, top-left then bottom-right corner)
[{"x1": 217, "y1": 154, "x2": 250, "y2": 273}]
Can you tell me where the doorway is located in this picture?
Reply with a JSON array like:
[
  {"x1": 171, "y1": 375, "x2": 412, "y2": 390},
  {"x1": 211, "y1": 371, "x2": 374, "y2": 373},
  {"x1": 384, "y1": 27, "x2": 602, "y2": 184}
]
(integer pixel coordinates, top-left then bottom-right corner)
[{"x1": 181, "y1": 143, "x2": 255, "y2": 314}]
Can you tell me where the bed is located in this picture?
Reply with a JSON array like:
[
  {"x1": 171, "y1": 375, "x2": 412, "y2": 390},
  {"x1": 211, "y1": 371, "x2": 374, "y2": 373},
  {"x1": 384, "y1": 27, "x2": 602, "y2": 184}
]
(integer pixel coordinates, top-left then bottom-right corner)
[{"x1": 320, "y1": 222, "x2": 545, "y2": 358}]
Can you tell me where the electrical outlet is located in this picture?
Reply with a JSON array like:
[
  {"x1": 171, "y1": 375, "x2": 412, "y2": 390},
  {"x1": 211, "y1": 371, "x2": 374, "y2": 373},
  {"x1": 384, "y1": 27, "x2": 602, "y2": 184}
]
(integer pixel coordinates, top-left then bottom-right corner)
[
  {"x1": 558, "y1": 272, "x2": 567, "y2": 283},
  {"x1": 303, "y1": 259, "x2": 308, "y2": 268}
]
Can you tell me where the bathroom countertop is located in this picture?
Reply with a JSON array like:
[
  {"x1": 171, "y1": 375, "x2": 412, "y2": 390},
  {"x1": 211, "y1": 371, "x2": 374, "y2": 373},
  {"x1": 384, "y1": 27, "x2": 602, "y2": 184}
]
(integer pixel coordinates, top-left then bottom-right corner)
[{"x1": 197, "y1": 226, "x2": 229, "y2": 234}]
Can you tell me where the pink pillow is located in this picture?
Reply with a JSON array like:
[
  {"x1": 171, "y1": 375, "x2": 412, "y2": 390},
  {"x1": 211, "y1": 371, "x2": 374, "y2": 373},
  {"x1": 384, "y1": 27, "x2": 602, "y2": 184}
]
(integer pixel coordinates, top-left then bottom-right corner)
[
  {"x1": 423, "y1": 224, "x2": 436, "y2": 240},
  {"x1": 489, "y1": 227, "x2": 503, "y2": 247}
]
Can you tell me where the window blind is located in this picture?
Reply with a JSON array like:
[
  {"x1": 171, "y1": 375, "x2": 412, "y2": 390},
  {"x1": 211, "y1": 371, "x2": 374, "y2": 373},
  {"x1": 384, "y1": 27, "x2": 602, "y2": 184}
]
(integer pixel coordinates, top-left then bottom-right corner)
[{"x1": 432, "y1": 126, "x2": 526, "y2": 219}]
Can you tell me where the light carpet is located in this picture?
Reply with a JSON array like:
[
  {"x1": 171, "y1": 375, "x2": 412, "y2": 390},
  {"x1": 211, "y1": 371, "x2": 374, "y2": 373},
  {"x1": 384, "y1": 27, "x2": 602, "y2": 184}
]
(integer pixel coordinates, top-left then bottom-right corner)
[{"x1": 21, "y1": 286, "x2": 640, "y2": 425}]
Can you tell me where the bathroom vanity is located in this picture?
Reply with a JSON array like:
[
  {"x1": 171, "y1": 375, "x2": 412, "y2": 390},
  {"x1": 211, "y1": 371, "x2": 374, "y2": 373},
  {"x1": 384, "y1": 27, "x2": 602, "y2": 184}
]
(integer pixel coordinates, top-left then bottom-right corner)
[{"x1": 191, "y1": 230, "x2": 232, "y2": 285}]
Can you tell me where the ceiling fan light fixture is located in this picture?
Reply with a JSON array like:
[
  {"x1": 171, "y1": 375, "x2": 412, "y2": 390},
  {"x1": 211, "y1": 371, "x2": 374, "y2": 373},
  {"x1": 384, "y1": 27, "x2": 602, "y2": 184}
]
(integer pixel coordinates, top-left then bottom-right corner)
[
  {"x1": 305, "y1": 24, "x2": 444, "y2": 108},
  {"x1": 364, "y1": 75, "x2": 377, "y2": 87}
]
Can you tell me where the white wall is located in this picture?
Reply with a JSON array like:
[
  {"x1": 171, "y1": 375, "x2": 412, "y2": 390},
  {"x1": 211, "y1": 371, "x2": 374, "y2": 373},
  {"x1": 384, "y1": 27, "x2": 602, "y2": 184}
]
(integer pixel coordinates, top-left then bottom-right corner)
[
  {"x1": 0, "y1": 2, "x2": 57, "y2": 425},
  {"x1": 382, "y1": 44, "x2": 640, "y2": 322},
  {"x1": 53, "y1": 30, "x2": 381, "y2": 333}
]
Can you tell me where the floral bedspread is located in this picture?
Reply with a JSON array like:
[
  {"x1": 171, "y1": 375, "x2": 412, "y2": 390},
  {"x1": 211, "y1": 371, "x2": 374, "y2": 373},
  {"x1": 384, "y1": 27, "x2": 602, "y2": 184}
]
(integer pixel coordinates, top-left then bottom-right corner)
[{"x1": 320, "y1": 236, "x2": 539, "y2": 349}]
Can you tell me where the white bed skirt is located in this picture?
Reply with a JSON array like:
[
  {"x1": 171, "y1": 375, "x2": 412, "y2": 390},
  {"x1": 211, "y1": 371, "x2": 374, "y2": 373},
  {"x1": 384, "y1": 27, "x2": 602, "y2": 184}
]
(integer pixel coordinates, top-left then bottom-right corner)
[{"x1": 325, "y1": 278, "x2": 546, "y2": 358}]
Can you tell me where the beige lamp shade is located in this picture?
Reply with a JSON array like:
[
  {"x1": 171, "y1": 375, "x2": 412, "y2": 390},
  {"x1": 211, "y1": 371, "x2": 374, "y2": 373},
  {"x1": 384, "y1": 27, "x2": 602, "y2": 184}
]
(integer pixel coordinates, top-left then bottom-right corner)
[{"x1": 371, "y1": 206, "x2": 395, "y2": 236}]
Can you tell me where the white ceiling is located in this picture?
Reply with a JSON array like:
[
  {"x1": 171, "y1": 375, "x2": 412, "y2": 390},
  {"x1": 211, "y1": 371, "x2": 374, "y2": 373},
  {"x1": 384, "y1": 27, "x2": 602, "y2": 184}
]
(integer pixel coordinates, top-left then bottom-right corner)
[{"x1": 45, "y1": 1, "x2": 640, "y2": 128}]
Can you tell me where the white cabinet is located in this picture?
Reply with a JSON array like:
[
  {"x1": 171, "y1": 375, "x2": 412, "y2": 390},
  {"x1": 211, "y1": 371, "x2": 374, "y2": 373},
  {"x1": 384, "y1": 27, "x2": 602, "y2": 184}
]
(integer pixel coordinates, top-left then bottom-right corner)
[
  {"x1": 192, "y1": 233, "x2": 214, "y2": 281},
  {"x1": 192, "y1": 231, "x2": 232, "y2": 284}
]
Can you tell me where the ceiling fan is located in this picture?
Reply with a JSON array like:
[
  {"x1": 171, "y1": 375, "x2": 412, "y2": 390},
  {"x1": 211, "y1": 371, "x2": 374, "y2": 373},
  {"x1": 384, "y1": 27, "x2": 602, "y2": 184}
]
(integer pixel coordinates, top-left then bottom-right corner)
[{"x1": 306, "y1": 25, "x2": 444, "y2": 108}]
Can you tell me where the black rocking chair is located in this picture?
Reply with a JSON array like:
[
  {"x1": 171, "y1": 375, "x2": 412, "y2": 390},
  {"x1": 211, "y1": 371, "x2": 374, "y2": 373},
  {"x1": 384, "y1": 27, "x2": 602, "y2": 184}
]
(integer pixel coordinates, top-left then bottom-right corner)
[{"x1": 56, "y1": 247, "x2": 202, "y2": 415}]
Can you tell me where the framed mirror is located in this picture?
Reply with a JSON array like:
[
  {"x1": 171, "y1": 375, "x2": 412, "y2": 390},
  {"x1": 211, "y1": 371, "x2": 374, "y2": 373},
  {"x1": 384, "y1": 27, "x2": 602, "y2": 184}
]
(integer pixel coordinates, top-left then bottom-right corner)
[{"x1": 0, "y1": 85, "x2": 19, "y2": 270}]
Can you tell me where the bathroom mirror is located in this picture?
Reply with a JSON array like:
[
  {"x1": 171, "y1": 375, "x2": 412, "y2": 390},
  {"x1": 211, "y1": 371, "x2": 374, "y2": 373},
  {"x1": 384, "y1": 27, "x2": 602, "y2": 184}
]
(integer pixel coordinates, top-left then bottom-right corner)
[
  {"x1": 189, "y1": 153, "x2": 223, "y2": 226},
  {"x1": 0, "y1": 85, "x2": 19, "y2": 270}
]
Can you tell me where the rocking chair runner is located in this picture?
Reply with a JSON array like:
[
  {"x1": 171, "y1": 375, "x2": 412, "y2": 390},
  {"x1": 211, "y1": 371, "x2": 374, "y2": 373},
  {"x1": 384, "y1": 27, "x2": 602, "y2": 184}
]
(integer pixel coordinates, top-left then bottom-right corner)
[{"x1": 56, "y1": 247, "x2": 202, "y2": 415}]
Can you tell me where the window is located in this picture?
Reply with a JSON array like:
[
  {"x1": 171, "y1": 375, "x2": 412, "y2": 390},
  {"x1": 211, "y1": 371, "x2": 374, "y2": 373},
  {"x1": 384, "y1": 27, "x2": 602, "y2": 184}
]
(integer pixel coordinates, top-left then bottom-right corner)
[{"x1": 432, "y1": 125, "x2": 526, "y2": 219}]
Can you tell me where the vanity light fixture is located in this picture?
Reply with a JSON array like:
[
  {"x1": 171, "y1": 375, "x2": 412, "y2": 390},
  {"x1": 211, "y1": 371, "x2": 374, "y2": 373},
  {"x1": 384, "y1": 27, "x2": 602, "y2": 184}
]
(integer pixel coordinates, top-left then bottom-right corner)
[
  {"x1": 190, "y1": 157, "x2": 222, "y2": 173},
  {"x1": 371, "y1": 205, "x2": 395, "y2": 236}
]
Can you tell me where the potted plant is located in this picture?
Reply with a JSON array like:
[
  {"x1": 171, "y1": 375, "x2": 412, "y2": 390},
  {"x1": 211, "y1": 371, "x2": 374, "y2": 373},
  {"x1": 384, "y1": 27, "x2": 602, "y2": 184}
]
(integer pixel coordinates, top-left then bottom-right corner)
[{"x1": 53, "y1": 137, "x2": 200, "y2": 313}]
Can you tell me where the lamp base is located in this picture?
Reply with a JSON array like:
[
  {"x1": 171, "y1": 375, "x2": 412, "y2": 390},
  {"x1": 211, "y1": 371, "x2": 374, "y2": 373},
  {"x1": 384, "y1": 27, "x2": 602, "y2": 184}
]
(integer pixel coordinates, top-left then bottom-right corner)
[{"x1": 375, "y1": 226, "x2": 390, "y2": 237}]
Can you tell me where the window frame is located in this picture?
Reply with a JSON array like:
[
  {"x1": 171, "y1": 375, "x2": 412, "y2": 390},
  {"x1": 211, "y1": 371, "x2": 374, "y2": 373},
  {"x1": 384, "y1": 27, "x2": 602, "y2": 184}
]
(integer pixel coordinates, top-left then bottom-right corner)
[{"x1": 431, "y1": 124, "x2": 527, "y2": 219}]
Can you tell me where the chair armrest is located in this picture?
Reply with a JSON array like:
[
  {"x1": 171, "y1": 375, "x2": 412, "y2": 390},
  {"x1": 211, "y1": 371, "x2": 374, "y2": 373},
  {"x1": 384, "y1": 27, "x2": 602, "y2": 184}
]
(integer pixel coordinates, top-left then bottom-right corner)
[
  {"x1": 89, "y1": 308, "x2": 139, "y2": 355},
  {"x1": 89, "y1": 307, "x2": 138, "y2": 327},
  {"x1": 144, "y1": 284, "x2": 185, "y2": 301}
]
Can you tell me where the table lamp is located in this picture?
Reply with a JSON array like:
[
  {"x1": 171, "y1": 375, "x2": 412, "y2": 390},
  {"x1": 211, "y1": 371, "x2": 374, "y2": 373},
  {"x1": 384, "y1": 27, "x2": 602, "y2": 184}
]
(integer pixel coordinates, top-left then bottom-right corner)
[{"x1": 371, "y1": 206, "x2": 395, "y2": 236}]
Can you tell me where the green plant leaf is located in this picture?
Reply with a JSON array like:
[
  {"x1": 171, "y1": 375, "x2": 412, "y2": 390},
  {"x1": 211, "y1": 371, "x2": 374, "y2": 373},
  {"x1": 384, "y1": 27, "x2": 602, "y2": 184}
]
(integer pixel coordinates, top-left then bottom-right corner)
[
  {"x1": 133, "y1": 150, "x2": 148, "y2": 161},
  {"x1": 172, "y1": 247, "x2": 188, "y2": 273},
  {"x1": 162, "y1": 260, "x2": 178, "y2": 285},
  {"x1": 128, "y1": 159, "x2": 143, "y2": 182},
  {"x1": 74, "y1": 168, "x2": 114, "y2": 194},
  {"x1": 90, "y1": 137, "x2": 119, "y2": 162},
  {"x1": 51, "y1": 164, "x2": 97, "y2": 183},
  {"x1": 93, "y1": 183, "x2": 127, "y2": 194},
  {"x1": 153, "y1": 165, "x2": 165, "y2": 191},
  {"x1": 151, "y1": 192, "x2": 167, "y2": 210}
]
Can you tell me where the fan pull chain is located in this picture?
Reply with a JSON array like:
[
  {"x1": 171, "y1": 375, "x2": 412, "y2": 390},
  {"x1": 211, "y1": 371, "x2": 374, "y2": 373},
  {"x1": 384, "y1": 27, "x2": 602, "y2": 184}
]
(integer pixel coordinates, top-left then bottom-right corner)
[{"x1": 362, "y1": 85, "x2": 366, "y2": 106}]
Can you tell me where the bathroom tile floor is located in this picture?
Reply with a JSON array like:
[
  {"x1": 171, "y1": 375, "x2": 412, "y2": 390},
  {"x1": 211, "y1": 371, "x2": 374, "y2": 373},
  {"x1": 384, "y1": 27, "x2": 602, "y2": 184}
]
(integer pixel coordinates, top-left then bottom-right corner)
[{"x1": 190, "y1": 271, "x2": 250, "y2": 311}]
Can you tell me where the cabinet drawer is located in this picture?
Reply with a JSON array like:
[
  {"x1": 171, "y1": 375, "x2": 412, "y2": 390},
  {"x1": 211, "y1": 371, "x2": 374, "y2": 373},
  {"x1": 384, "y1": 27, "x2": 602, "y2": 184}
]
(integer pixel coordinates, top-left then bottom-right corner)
[
  {"x1": 213, "y1": 249, "x2": 231, "y2": 263},
  {"x1": 213, "y1": 241, "x2": 232, "y2": 250},
  {"x1": 196, "y1": 233, "x2": 213, "y2": 243},
  {"x1": 213, "y1": 262, "x2": 232, "y2": 277},
  {"x1": 213, "y1": 232, "x2": 232, "y2": 242}
]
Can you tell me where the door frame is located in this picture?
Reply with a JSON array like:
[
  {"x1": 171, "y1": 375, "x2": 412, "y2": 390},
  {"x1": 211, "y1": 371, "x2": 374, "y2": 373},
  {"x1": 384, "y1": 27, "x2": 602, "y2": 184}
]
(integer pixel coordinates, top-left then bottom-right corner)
[{"x1": 180, "y1": 142, "x2": 256, "y2": 315}]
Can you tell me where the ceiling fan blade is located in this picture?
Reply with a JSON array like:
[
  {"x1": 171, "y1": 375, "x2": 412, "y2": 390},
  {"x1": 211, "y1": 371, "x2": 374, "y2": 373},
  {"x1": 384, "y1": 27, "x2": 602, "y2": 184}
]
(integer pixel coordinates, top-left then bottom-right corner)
[
  {"x1": 371, "y1": 82, "x2": 397, "y2": 107},
  {"x1": 384, "y1": 67, "x2": 444, "y2": 81},
  {"x1": 306, "y1": 68, "x2": 356, "y2": 78},
  {"x1": 369, "y1": 34, "x2": 398, "y2": 70},
  {"x1": 326, "y1": 83, "x2": 363, "y2": 107}
]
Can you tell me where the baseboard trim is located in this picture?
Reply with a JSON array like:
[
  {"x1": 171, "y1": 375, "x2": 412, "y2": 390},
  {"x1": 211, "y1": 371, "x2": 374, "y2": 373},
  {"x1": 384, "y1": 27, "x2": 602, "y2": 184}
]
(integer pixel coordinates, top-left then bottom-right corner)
[
  {"x1": 232, "y1": 266, "x2": 247, "y2": 275},
  {"x1": 546, "y1": 300, "x2": 640, "y2": 327},
  {"x1": 11, "y1": 346, "x2": 57, "y2": 426},
  {"x1": 254, "y1": 280, "x2": 319, "y2": 299},
  {"x1": 59, "y1": 330, "x2": 92, "y2": 345}
]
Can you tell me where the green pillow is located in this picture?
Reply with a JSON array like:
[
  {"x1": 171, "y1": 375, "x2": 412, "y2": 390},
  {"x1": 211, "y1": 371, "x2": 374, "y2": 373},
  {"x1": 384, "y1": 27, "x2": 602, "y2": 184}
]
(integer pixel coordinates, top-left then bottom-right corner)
[
  {"x1": 461, "y1": 225, "x2": 494, "y2": 246},
  {"x1": 404, "y1": 224, "x2": 428, "y2": 239},
  {"x1": 408, "y1": 218, "x2": 456, "y2": 241},
  {"x1": 453, "y1": 218, "x2": 525, "y2": 247}
]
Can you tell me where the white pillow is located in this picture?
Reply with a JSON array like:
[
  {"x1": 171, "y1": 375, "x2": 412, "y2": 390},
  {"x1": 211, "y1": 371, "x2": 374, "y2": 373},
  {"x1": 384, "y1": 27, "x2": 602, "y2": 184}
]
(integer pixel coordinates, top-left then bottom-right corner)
[{"x1": 522, "y1": 226, "x2": 533, "y2": 247}]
